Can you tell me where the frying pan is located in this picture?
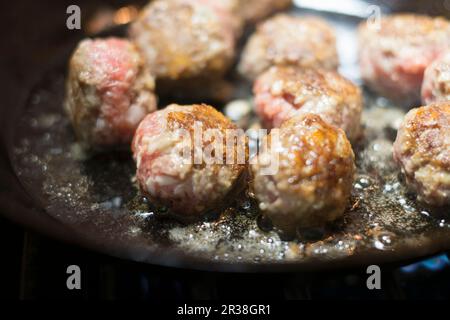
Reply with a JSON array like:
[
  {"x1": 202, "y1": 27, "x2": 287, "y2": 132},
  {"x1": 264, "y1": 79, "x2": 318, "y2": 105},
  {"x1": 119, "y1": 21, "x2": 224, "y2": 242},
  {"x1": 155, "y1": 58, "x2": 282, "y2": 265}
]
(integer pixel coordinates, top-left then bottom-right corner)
[{"x1": 1, "y1": 0, "x2": 449, "y2": 273}]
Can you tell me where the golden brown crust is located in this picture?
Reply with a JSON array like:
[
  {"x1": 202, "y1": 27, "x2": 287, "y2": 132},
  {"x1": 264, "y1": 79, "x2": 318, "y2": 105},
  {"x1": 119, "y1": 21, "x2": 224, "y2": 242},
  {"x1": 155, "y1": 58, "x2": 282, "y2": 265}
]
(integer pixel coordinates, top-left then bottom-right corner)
[
  {"x1": 278, "y1": 115, "x2": 355, "y2": 198},
  {"x1": 399, "y1": 103, "x2": 450, "y2": 168},
  {"x1": 167, "y1": 104, "x2": 237, "y2": 132},
  {"x1": 251, "y1": 113, "x2": 355, "y2": 234},
  {"x1": 132, "y1": 103, "x2": 249, "y2": 219},
  {"x1": 166, "y1": 103, "x2": 248, "y2": 177},
  {"x1": 393, "y1": 102, "x2": 450, "y2": 206}
]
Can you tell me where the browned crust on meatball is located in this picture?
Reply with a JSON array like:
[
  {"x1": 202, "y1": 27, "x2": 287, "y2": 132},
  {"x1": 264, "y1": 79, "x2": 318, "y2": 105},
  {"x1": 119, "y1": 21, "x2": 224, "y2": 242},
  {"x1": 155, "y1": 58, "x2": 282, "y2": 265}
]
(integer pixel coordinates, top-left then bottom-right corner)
[
  {"x1": 280, "y1": 115, "x2": 355, "y2": 188},
  {"x1": 166, "y1": 104, "x2": 238, "y2": 132},
  {"x1": 252, "y1": 114, "x2": 355, "y2": 235},
  {"x1": 166, "y1": 104, "x2": 249, "y2": 171},
  {"x1": 277, "y1": 115, "x2": 355, "y2": 207},
  {"x1": 393, "y1": 102, "x2": 450, "y2": 206},
  {"x1": 133, "y1": 104, "x2": 249, "y2": 219},
  {"x1": 400, "y1": 104, "x2": 449, "y2": 164}
]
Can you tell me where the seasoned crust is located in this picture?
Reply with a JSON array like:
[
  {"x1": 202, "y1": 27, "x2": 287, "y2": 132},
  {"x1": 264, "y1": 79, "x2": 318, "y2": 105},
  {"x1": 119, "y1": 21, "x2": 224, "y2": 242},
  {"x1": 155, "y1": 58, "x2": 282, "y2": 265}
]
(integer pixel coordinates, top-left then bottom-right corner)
[
  {"x1": 166, "y1": 104, "x2": 249, "y2": 170},
  {"x1": 251, "y1": 113, "x2": 355, "y2": 235},
  {"x1": 166, "y1": 104, "x2": 237, "y2": 132},
  {"x1": 132, "y1": 104, "x2": 248, "y2": 219},
  {"x1": 393, "y1": 102, "x2": 450, "y2": 206},
  {"x1": 278, "y1": 115, "x2": 355, "y2": 191}
]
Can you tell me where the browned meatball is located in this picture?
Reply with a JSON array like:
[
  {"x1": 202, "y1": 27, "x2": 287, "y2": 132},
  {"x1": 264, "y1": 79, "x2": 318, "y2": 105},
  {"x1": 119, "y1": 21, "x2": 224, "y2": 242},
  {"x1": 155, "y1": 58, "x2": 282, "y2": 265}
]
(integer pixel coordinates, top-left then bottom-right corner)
[
  {"x1": 65, "y1": 38, "x2": 157, "y2": 149},
  {"x1": 129, "y1": 0, "x2": 240, "y2": 86},
  {"x1": 393, "y1": 102, "x2": 450, "y2": 207},
  {"x1": 237, "y1": 0, "x2": 292, "y2": 24},
  {"x1": 132, "y1": 104, "x2": 248, "y2": 221},
  {"x1": 421, "y1": 51, "x2": 450, "y2": 105},
  {"x1": 251, "y1": 114, "x2": 355, "y2": 235},
  {"x1": 358, "y1": 14, "x2": 450, "y2": 105},
  {"x1": 239, "y1": 14, "x2": 339, "y2": 81},
  {"x1": 253, "y1": 66, "x2": 363, "y2": 142}
]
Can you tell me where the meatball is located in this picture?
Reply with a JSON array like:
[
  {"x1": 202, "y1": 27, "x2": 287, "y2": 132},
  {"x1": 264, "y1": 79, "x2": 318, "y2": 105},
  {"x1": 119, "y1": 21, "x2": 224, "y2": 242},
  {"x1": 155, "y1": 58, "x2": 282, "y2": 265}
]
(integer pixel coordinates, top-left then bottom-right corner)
[
  {"x1": 393, "y1": 102, "x2": 450, "y2": 207},
  {"x1": 65, "y1": 38, "x2": 157, "y2": 149},
  {"x1": 358, "y1": 14, "x2": 450, "y2": 105},
  {"x1": 251, "y1": 113, "x2": 355, "y2": 235},
  {"x1": 132, "y1": 104, "x2": 248, "y2": 220},
  {"x1": 237, "y1": 0, "x2": 292, "y2": 24},
  {"x1": 239, "y1": 14, "x2": 339, "y2": 81},
  {"x1": 253, "y1": 66, "x2": 363, "y2": 142},
  {"x1": 422, "y1": 51, "x2": 450, "y2": 104},
  {"x1": 129, "y1": 0, "x2": 240, "y2": 85}
]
